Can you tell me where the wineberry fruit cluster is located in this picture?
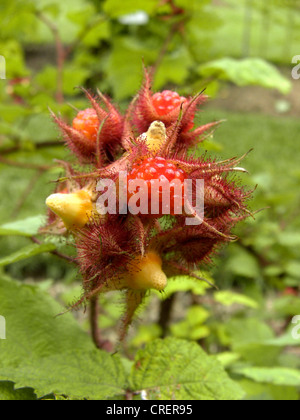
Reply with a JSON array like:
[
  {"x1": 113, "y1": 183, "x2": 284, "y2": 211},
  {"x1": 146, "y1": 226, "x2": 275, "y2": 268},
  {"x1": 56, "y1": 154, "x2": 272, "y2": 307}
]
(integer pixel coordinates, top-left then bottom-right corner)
[{"x1": 44, "y1": 68, "x2": 252, "y2": 341}]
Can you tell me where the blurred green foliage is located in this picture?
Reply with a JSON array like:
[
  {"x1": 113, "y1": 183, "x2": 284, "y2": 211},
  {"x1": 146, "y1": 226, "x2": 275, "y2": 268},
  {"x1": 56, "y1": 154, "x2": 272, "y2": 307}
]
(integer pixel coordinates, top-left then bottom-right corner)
[{"x1": 0, "y1": 0, "x2": 299, "y2": 401}]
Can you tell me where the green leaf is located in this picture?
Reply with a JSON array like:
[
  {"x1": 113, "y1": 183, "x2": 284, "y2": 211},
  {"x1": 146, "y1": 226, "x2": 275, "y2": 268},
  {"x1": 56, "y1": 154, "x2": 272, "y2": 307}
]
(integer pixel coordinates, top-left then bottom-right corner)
[
  {"x1": 214, "y1": 291, "x2": 259, "y2": 309},
  {"x1": 0, "y1": 381, "x2": 37, "y2": 401},
  {"x1": 234, "y1": 367, "x2": 300, "y2": 387},
  {"x1": 35, "y1": 65, "x2": 57, "y2": 93},
  {"x1": 67, "y1": 4, "x2": 95, "y2": 25},
  {"x1": 225, "y1": 246, "x2": 260, "y2": 279},
  {"x1": 103, "y1": 0, "x2": 158, "y2": 18},
  {"x1": 226, "y1": 318, "x2": 300, "y2": 354},
  {"x1": 82, "y1": 20, "x2": 110, "y2": 46},
  {"x1": 277, "y1": 231, "x2": 300, "y2": 248},
  {"x1": 198, "y1": 58, "x2": 291, "y2": 94},
  {"x1": 216, "y1": 352, "x2": 241, "y2": 368},
  {"x1": 41, "y1": 3, "x2": 60, "y2": 18},
  {"x1": 0, "y1": 277, "x2": 93, "y2": 363},
  {"x1": 130, "y1": 324, "x2": 162, "y2": 347},
  {"x1": 63, "y1": 64, "x2": 91, "y2": 95},
  {"x1": 23, "y1": 114, "x2": 58, "y2": 143},
  {"x1": 0, "y1": 350, "x2": 126, "y2": 400},
  {"x1": 0, "y1": 40, "x2": 29, "y2": 78},
  {"x1": 0, "y1": 216, "x2": 46, "y2": 237},
  {"x1": 0, "y1": 103, "x2": 31, "y2": 123},
  {"x1": 175, "y1": 0, "x2": 211, "y2": 12},
  {"x1": 224, "y1": 318, "x2": 281, "y2": 366},
  {"x1": 159, "y1": 272, "x2": 213, "y2": 299},
  {"x1": 263, "y1": 330, "x2": 300, "y2": 348},
  {"x1": 239, "y1": 379, "x2": 299, "y2": 401},
  {"x1": 285, "y1": 261, "x2": 300, "y2": 279},
  {"x1": 226, "y1": 318, "x2": 275, "y2": 346},
  {"x1": 106, "y1": 36, "x2": 155, "y2": 100},
  {"x1": 0, "y1": 277, "x2": 126, "y2": 399},
  {"x1": 154, "y1": 45, "x2": 193, "y2": 90},
  {"x1": 273, "y1": 296, "x2": 300, "y2": 317},
  {"x1": 35, "y1": 64, "x2": 90, "y2": 96},
  {"x1": 170, "y1": 306, "x2": 210, "y2": 341},
  {"x1": 0, "y1": 243, "x2": 56, "y2": 267},
  {"x1": 129, "y1": 338, "x2": 245, "y2": 400}
]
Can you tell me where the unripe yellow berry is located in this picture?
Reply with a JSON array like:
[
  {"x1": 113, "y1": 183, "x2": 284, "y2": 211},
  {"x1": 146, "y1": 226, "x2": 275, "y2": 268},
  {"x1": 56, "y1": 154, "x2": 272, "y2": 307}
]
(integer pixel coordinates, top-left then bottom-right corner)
[
  {"x1": 125, "y1": 251, "x2": 167, "y2": 291},
  {"x1": 46, "y1": 190, "x2": 93, "y2": 229}
]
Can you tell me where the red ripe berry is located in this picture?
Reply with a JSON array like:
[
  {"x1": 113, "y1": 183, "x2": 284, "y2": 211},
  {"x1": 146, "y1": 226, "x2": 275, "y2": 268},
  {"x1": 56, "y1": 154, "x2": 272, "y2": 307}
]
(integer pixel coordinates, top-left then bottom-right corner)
[
  {"x1": 152, "y1": 90, "x2": 187, "y2": 116},
  {"x1": 72, "y1": 108, "x2": 99, "y2": 142},
  {"x1": 127, "y1": 157, "x2": 186, "y2": 217},
  {"x1": 152, "y1": 91, "x2": 194, "y2": 131}
]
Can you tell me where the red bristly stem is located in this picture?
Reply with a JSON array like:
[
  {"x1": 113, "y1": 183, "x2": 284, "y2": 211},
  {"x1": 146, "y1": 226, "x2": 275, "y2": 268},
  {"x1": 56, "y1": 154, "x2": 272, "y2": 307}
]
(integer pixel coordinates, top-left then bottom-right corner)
[
  {"x1": 89, "y1": 296, "x2": 113, "y2": 352},
  {"x1": 158, "y1": 293, "x2": 177, "y2": 337}
]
